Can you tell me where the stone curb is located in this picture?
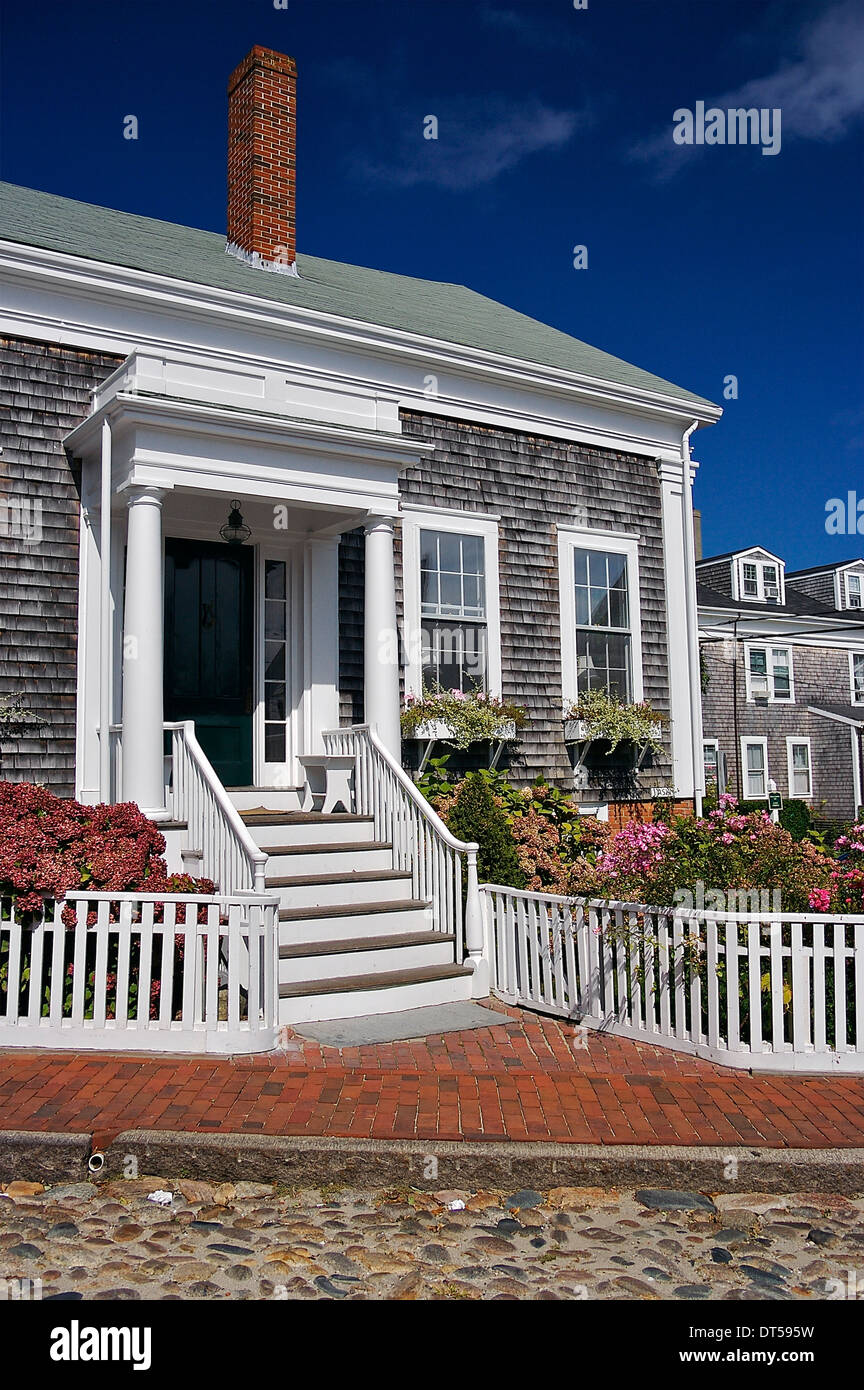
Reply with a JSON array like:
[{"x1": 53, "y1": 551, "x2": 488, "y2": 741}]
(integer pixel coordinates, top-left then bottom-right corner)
[
  {"x1": 0, "y1": 1130, "x2": 92, "y2": 1183},
  {"x1": 93, "y1": 1131, "x2": 864, "y2": 1194}
]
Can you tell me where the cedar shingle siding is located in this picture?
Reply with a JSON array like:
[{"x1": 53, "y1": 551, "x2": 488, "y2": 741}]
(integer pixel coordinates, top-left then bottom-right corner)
[
  {"x1": 701, "y1": 638, "x2": 858, "y2": 823},
  {"x1": 339, "y1": 409, "x2": 675, "y2": 791},
  {"x1": 0, "y1": 336, "x2": 122, "y2": 795}
]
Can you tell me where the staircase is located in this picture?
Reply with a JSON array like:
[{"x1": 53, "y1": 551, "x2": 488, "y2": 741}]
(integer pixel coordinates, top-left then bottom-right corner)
[{"x1": 238, "y1": 804, "x2": 476, "y2": 1024}]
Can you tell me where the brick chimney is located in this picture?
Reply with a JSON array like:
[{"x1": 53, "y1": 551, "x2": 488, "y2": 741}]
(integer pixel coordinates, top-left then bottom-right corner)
[{"x1": 227, "y1": 46, "x2": 297, "y2": 275}]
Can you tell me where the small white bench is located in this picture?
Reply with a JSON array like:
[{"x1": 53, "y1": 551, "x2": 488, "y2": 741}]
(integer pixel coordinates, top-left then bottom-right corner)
[{"x1": 298, "y1": 754, "x2": 355, "y2": 814}]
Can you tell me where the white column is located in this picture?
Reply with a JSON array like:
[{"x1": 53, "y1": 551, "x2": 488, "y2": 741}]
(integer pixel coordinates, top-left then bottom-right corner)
[
  {"x1": 364, "y1": 516, "x2": 401, "y2": 756},
  {"x1": 657, "y1": 459, "x2": 694, "y2": 798},
  {"x1": 303, "y1": 537, "x2": 340, "y2": 754},
  {"x1": 121, "y1": 485, "x2": 167, "y2": 817}
]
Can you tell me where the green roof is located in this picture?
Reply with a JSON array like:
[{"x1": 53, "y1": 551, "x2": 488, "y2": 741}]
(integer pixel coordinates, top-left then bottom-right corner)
[{"x1": 0, "y1": 180, "x2": 715, "y2": 409}]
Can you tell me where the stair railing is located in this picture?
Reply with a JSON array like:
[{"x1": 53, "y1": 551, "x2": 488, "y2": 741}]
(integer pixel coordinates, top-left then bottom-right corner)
[
  {"x1": 322, "y1": 724, "x2": 487, "y2": 988},
  {"x1": 166, "y1": 721, "x2": 268, "y2": 895}
]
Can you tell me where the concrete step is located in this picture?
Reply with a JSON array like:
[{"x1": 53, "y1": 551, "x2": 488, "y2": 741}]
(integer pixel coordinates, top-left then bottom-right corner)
[
  {"x1": 279, "y1": 930, "x2": 456, "y2": 981},
  {"x1": 279, "y1": 898, "x2": 432, "y2": 944},
  {"x1": 263, "y1": 840, "x2": 393, "y2": 877},
  {"x1": 241, "y1": 810, "x2": 376, "y2": 848},
  {"x1": 266, "y1": 869, "x2": 414, "y2": 910},
  {"x1": 278, "y1": 962, "x2": 475, "y2": 1024}
]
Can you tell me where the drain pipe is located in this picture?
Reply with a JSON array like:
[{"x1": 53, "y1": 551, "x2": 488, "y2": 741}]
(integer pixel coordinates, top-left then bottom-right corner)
[
  {"x1": 681, "y1": 420, "x2": 704, "y2": 817},
  {"x1": 99, "y1": 419, "x2": 112, "y2": 803}
]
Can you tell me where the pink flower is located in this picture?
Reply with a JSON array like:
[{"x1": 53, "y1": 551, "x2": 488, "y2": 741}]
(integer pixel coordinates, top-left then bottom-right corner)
[{"x1": 808, "y1": 888, "x2": 831, "y2": 913}]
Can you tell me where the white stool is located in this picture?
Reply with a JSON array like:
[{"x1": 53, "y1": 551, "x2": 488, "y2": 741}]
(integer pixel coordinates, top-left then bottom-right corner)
[{"x1": 298, "y1": 755, "x2": 355, "y2": 814}]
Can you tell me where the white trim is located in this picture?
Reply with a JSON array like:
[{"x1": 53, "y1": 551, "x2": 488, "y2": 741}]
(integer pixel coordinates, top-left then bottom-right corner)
[
  {"x1": 557, "y1": 524, "x2": 644, "y2": 708},
  {"x1": 732, "y1": 549, "x2": 785, "y2": 605},
  {"x1": 743, "y1": 642, "x2": 794, "y2": 703},
  {"x1": 853, "y1": 726, "x2": 862, "y2": 818},
  {"x1": 400, "y1": 502, "x2": 501, "y2": 523},
  {"x1": 850, "y1": 650, "x2": 864, "y2": 705},
  {"x1": 785, "y1": 736, "x2": 813, "y2": 799},
  {"x1": 401, "y1": 507, "x2": 502, "y2": 700},
  {"x1": 741, "y1": 736, "x2": 769, "y2": 800}
]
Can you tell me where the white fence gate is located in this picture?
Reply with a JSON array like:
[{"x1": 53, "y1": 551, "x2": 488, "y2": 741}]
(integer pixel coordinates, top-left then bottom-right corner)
[
  {"x1": 482, "y1": 885, "x2": 864, "y2": 1073},
  {"x1": 0, "y1": 891, "x2": 279, "y2": 1053}
]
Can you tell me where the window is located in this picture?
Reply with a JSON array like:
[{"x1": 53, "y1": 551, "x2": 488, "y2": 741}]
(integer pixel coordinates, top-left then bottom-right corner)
[
  {"x1": 402, "y1": 508, "x2": 501, "y2": 699},
  {"x1": 850, "y1": 653, "x2": 864, "y2": 703},
  {"x1": 263, "y1": 559, "x2": 288, "y2": 763},
  {"x1": 420, "y1": 528, "x2": 487, "y2": 691},
  {"x1": 746, "y1": 645, "x2": 792, "y2": 702},
  {"x1": 847, "y1": 573, "x2": 863, "y2": 609},
  {"x1": 742, "y1": 738, "x2": 768, "y2": 799},
  {"x1": 736, "y1": 554, "x2": 783, "y2": 603},
  {"x1": 704, "y1": 740, "x2": 720, "y2": 791},
  {"x1": 786, "y1": 738, "x2": 812, "y2": 798},
  {"x1": 558, "y1": 527, "x2": 643, "y2": 708}
]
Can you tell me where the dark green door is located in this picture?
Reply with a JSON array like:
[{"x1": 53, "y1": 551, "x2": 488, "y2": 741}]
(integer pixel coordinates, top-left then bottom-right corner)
[{"x1": 164, "y1": 538, "x2": 255, "y2": 787}]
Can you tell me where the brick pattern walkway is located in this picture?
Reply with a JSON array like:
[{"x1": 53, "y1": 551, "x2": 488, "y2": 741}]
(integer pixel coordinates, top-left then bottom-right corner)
[{"x1": 1, "y1": 1009, "x2": 863, "y2": 1148}]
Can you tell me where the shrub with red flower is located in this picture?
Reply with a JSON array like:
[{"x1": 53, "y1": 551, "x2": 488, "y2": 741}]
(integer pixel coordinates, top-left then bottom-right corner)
[{"x1": 0, "y1": 781, "x2": 214, "y2": 917}]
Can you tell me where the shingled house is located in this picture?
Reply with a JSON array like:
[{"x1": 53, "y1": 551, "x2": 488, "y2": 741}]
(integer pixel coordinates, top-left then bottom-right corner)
[
  {"x1": 0, "y1": 47, "x2": 720, "y2": 1017},
  {"x1": 699, "y1": 546, "x2": 864, "y2": 825}
]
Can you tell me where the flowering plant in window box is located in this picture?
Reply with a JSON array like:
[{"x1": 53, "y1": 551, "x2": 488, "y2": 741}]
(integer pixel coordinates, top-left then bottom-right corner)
[
  {"x1": 563, "y1": 689, "x2": 665, "y2": 757},
  {"x1": 400, "y1": 687, "x2": 526, "y2": 751}
]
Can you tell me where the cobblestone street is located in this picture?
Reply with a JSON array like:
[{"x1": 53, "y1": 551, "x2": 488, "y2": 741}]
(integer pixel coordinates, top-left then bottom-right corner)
[{"x1": 1, "y1": 1177, "x2": 861, "y2": 1301}]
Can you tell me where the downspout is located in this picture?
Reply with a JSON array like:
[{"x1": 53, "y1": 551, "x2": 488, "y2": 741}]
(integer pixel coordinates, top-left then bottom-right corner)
[
  {"x1": 681, "y1": 420, "x2": 704, "y2": 816},
  {"x1": 99, "y1": 419, "x2": 112, "y2": 803}
]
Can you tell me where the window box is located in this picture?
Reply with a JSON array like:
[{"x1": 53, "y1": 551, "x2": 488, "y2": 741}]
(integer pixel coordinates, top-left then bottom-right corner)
[{"x1": 406, "y1": 718, "x2": 517, "y2": 743}]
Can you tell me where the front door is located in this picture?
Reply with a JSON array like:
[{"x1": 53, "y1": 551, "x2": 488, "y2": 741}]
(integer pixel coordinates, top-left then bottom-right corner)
[{"x1": 164, "y1": 538, "x2": 254, "y2": 786}]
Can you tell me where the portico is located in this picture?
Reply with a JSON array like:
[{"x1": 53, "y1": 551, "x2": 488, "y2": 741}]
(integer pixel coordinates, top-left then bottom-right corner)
[{"x1": 65, "y1": 348, "x2": 431, "y2": 811}]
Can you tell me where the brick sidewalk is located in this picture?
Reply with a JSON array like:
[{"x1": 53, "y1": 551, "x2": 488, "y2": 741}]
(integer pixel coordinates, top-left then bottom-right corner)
[{"x1": 1, "y1": 1009, "x2": 863, "y2": 1149}]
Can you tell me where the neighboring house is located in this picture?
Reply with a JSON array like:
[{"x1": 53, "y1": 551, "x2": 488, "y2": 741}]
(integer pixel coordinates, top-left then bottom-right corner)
[
  {"x1": 698, "y1": 546, "x2": 864, "y2": 825},
  {"x1": 0, "y1": 47, "x2": 720, "y2": 1017}
]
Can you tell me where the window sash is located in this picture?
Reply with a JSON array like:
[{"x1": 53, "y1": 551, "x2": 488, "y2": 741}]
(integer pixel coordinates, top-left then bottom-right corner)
[
  {"x1": 790, "y1": 742, "x2": 811, "y2": 797},
  {"x1": 745, "y1": 742, "x2": 767, "y2": 797},
  {"x1": 748, "y1": 646, "x2": 791, "y2": 700},
  {"x1": 421, "y1": 619, "x2": 488, "y2": 694},
  {"x1": 854, "y1": 653, "x2": 864, "y2": 701},
  {"x1": 849, "y1": 575, "x2": 862, "y2": 609},
  {"x1": 420, "y1": 529, "x2": 487, "y2": 620}
]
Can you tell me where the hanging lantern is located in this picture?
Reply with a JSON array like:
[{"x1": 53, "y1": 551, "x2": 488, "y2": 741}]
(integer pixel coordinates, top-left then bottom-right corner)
[{"x1": 219, "y1": 499, "x2": 251, "y2": 546}]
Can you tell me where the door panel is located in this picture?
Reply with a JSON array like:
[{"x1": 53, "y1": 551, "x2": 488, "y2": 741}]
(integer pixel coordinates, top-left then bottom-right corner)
[{"x1": 164, "y1": 538, "x2": 254, "y2": 786}]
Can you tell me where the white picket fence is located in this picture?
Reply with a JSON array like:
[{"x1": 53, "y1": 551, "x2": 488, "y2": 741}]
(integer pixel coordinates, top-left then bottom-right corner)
[
  {"x1": 0, "y1": 890, "x2": 280, "y2": 1053},
  {"x1": 482, "y1": 885, "x2": 864, "y2": 1072}
]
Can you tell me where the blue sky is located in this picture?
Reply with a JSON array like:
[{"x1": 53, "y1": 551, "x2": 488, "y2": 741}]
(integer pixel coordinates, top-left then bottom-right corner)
[{"x1": 1, "y1": 0, "x2": 862, "y2": 568}]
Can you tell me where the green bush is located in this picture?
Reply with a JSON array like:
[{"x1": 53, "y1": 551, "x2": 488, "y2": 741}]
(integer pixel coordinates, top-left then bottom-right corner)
[
  {"x1": 446, "y1": 772, "x2": 525, "y2": 889},
  {"x1": 779, "y1": 799, "x2": 811, "y2": 841}
]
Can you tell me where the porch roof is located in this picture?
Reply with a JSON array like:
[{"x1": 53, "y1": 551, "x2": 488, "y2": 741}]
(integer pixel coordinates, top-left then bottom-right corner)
[{"x1": 0, "y1": 179, "x2": 717, "y2": 412}]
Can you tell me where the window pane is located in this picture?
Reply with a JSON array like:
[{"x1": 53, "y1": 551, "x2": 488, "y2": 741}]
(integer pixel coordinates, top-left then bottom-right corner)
[
  {"x1": 265, "y1": 642, "x2": 285, "y2": 682},
  {"x1": 461, "y1": 534, "x2": 484, "y2": 576},
  {"x1": 749, "y1": 649, "x2": 767, "y2": 675},
  {"x1": 264, "y1": 560, "x2": 286, "y2": 600},
  {"x1": 607, "y1": 583, "x2": 629, "y2": 629},
  {"x1": 747, "y1": 743, "x2": 765, "y2": 772},
  {"x1": 265, "y1": 726, "x2": 286, "y2": 763},
  {"x1": 607, "y1": 553, "x2": 627, "y2": 589},
  {"x1": 771, "y1": 649, "x2": 790, "y2": 698},
  {"x1": 265, "y1": 682, "x2": 285, "y2": 721},
  {"x1": 421, "y1": 620, "x2": 487, "y2": 693},
  {"x1": 589, "y1": 586, "x2": 610, "y2": 627},
  {"x1": 573, "y1": 549, "x2": 589, "y2": 588},
  {"x1": 265, "y1": 599, "x2": 285, "y2": 640},
  {"x1": 419, "y1": 531, "x2": 438, "y2": 570},
  {"x1": 438, "y1": 532, "x2": 462, "y2": 576}
]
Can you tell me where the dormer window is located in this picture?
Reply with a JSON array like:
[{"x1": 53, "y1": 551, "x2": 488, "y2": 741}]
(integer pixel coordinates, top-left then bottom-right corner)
[
  {"x1": 846, "y1": 573, "x2": 862, "y2": 609},
  {"x1": 734, "y1": 551, "x2": 784, "y2": 604}
]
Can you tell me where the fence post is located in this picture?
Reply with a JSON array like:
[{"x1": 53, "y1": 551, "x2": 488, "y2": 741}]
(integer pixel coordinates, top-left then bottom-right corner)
[{"x1": 464, "y1": 847, "x2": 489, "y2": 997}]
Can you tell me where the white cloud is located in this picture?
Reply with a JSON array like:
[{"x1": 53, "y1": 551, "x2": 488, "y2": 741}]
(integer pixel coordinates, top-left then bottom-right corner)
[
  {"x1": 362, "y1": 97, "x2": 585, "y2": 191},
  {"x1": 632, "y1": 0, "x2": 864, "y2": 175}
]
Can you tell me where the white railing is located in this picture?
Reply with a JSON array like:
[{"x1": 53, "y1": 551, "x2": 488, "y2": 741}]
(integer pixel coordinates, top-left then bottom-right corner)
[
  {"x1": 167, "y1": 722, "x2": 267, "y2": 894},
  {"x1": 322, "y1": 724, "x2": 487, "y2": 988},
  {"x1": 482, "y1": 885, "x2": 864, "y2": 1073},
  {"x1": 0, "y1": 890, "x2": 280, "y2": 1053}
]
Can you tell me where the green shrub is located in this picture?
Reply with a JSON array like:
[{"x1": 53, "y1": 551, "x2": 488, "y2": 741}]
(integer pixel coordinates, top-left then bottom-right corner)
[
  {"x1": 779, "y1": 799, "x2": 811, "y2": 841},
  {"x1": 446, "y1": 772, "x2": 525, "y2": 889}
]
